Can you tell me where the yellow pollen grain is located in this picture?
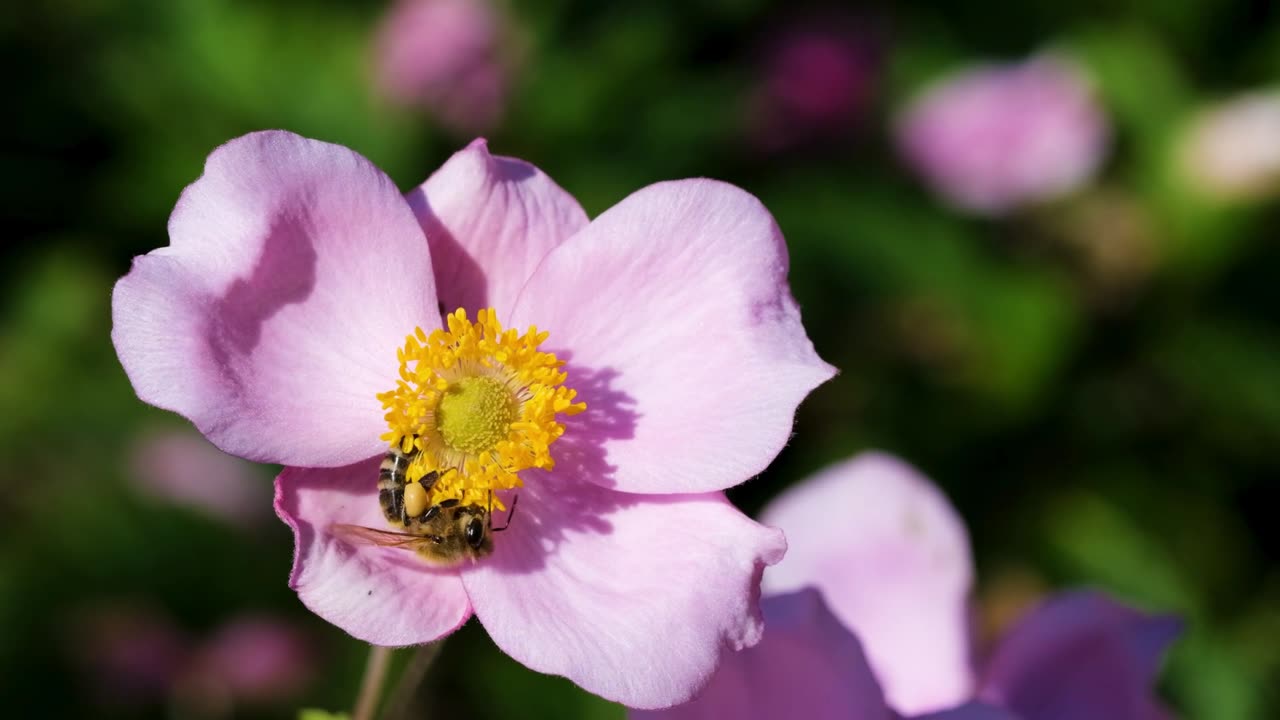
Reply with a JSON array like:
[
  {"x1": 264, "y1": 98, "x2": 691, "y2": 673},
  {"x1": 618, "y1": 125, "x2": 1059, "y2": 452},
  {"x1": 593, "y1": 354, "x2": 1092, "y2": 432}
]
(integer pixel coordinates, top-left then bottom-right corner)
[{"x1": 377, "y1": 308, "x2": 586, "y2": 509}]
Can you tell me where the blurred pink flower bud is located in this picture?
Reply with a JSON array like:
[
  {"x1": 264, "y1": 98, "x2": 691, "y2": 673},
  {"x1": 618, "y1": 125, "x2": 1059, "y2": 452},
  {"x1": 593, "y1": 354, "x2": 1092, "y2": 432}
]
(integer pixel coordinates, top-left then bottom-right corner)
[
  {"x1": 70, "y1": 604, "x2": 190, "y2": 705},
  {"x1": 129, "y1": 429, "x2": 269, "y2": 528},
  {"x1": 1179, "y1": 90, "x2": 1280, "y2": 201},
  {"x1": 193, "y1": 615, "x2": 315, "y2": 703},
  {"x1": 897, "y1": 55, "x2": 1109, "y2": 215},
  {"x1": 748, "y1": 22, "x2": 878, "y2": 151},
  {"x1": 374, "y1": 0, "x2": 509, "y2": 132}
]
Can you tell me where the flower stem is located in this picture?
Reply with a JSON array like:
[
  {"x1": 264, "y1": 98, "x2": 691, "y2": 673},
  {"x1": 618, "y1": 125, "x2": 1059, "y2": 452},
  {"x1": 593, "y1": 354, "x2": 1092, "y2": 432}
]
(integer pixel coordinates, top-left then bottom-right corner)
[
  {"x1": 382, "y1": 640, "x2": 447, "y2": 720},
  {"x1": 353, "y1": 644, "x2": 394, "y2": 720}
]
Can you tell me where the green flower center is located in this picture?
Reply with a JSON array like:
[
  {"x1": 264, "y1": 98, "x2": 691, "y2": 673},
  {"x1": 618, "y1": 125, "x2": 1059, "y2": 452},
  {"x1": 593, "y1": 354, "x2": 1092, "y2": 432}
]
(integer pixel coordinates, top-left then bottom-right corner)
[{"x1": 436, "y1": 375, "x2": 517, "y2": 455}]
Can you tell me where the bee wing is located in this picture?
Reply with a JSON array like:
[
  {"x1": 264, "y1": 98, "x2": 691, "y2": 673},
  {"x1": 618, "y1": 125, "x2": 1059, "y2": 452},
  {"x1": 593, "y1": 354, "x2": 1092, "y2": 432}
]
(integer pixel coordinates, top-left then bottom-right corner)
[{"x1": 330, "y1": 523, "x2": 430, "y2": 549}]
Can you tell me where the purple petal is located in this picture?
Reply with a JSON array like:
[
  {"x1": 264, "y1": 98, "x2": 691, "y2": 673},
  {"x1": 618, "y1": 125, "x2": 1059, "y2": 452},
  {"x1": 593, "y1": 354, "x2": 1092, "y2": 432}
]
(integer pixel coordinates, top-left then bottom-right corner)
[
  {"x1": 760, "y1": 453, "x2": 975, "y2": 715},
  {"x1": 631, "y1": 589, "x2": 893, "y2": 720},
  {"x1": 459, "y1": 471, "x2": 785, "y2": 709},
  {"x1": 977, "y1": 590, "x2": 1182, "y2": 720},
  {"x1": 113, "y1": 131, "x2": 438, "y2": 467},
  {"x1": 509, "y1": 179, "x2": 836, "y2": 494},
  {"x1": 909, "y1": 702, "x2": 1023, "y2": 720}
]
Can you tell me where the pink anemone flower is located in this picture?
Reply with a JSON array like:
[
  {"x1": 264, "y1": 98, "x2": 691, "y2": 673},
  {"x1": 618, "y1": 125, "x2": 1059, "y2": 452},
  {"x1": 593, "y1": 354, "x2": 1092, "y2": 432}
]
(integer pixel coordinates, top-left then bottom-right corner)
[
  {"x1": 896, "y1": 55, "x2": 1109, "y2": 215},
  {"x1": 635, "y1": 453, "x2": 1181, "y2": 719},
  {"x1": 111, "y1": 130, "x2": 835, "y2": 708},
  {"x1": 374, "y1": 0, "x2": 509, "y2": 132},
  {"x1": 192, "y1": 615, "x2": 315, "y2": 703}
]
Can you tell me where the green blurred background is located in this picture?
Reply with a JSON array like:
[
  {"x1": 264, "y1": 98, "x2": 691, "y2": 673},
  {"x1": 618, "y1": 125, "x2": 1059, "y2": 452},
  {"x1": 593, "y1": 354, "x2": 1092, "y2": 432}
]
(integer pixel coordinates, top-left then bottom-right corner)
[{"x1": 2, "y1": 0, "x2": 1277, "y2": 718}]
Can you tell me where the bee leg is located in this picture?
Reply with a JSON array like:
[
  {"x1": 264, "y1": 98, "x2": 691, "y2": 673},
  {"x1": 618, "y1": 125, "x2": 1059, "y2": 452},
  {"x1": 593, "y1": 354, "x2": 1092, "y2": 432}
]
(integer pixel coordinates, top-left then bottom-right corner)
[
  {"x1": 492, "y1": 494, "x2": 519, "y2": 532},
  {"x1": 428, "y1": 534, "x2": 445, "y2": 544},
  {"x1": 419, "y1": 470, "x2": 440, "y2": 494},
  {"x1": 438, "y1": 498, "x2": 460, "y2": 509},
  {"x1": 421, "y1": 505, "x2": 440, "y2": 522}
]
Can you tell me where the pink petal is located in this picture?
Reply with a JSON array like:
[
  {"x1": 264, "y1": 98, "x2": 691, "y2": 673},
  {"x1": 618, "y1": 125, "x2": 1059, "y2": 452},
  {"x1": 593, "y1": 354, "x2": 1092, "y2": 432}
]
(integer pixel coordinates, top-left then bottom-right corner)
[
  {"x1": 977, "y1": 590, "x2": 1181, "y2": 720},
  {"x1": 459, "y1": 473, "x2": 786, "y2": 709},
  {"x1": 274, "y1": 461, "x2": 472, "y2": 646},
  {"x1": 406, "y1": 139, "x2": 588, "y2": 318},
  {"x1": 509, "y1": 179, "x2": 835, "y2": 494},
  {"x1": 760, "y1": 453, "x2": 975, "y2": 715},
  {"x1": 631, "y1": 589, "x2": 892, "y2": 720},
  {"x1": 112, "y1": 131, "x2": 438, "y2": 467}
]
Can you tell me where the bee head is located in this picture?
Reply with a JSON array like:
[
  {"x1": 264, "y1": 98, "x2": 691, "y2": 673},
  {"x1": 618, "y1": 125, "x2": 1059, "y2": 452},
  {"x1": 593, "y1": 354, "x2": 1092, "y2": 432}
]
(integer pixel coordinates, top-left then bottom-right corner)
[{"x1": 464, "y1": 515, "x2": 486, "y2": 549}]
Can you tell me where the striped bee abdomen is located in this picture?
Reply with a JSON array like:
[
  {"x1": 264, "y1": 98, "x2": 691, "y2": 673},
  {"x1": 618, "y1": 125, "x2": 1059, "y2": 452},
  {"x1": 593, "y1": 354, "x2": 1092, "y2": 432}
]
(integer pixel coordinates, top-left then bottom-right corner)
[{"x1": 378, "y1": 447, "x2": 415, "y2": 525}]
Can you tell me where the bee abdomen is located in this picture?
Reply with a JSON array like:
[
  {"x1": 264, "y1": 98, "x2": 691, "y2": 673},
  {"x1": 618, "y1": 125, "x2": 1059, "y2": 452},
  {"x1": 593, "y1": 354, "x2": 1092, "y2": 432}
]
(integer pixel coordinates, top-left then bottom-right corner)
[
  {"x1": 380, "y1": 448, "x2": 413, "y2": 480},
  {"x1": 378, "y1": 447, "x2": 418, "y2": 525}
]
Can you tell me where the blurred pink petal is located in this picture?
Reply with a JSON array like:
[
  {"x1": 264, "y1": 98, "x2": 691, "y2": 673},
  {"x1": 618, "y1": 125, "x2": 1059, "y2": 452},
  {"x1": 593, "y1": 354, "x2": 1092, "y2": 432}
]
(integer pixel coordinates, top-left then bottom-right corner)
[
  {"x1": 130, "y1": 429, "x2": 268, "y2": 527},
  {"x1": 195, "y1": 615, "x2": 314, "y2": 702},
  {"x1": 761, "y1": 452, "x2": 975, "y2": 715},
  {"x1": 649, "y1": 453, "x2": 1181, "y2": 719},
  {"x1": 112, "y1": 131, "x2": 438, "y2": 468},
  {"x1": 631, "y1": 589, "x2": 892, "y2": 720},
  {"x1": 460, "y1": 476, "x2": 785, "y2": 709},
  {"x1": 1179, "y1": 90, "x2": 1280, "y2": 200},
  {"x1": 897, "y1": 55, "x2": 1108, "y2": 214},
  {"x1": 375, "y1": 0, "x2": 509, "y2": 132},
  {"x1": 630, "y1": 590, "x2": 1017, "y2": 720},
  {"x1": 977, "y1": 590, "x2": 1181, "y2": 720},
  {"x1": 275, "y1": 461, "x2": 473, "y2": 646},
  {"x1": 406, "y1": 138, "x2": 588, "y2": 318},
  {"x1": 509, "y1": 179, "x2": 836, "y2": 495},
  {"x1": 70, "y1": 604, "x2": 190, "y2": 704}
]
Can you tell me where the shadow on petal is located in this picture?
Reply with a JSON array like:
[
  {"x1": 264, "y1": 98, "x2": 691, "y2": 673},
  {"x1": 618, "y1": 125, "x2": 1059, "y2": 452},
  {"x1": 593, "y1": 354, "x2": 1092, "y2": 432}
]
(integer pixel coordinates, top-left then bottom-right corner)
[
  {"x1": 207, "y1": 216, "x2": 318, "y2": 371},
  {"x1": 406, "y1": 190, "x2": 489, "y2": 314}
]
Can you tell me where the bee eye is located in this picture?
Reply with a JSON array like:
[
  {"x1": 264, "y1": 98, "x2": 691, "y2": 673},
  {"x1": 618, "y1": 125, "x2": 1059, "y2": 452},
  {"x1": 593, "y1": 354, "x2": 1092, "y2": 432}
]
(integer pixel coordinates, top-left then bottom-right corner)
[{"x1": 465, "y1": 518, "x2": 485, "y2": 549}]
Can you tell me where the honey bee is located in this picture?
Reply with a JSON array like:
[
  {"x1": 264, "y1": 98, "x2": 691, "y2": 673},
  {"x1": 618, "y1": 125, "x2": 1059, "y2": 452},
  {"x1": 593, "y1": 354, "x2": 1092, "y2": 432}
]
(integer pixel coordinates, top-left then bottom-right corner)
[{"x1": 330, "y1": 446, "x2": 516, "y2": 566}]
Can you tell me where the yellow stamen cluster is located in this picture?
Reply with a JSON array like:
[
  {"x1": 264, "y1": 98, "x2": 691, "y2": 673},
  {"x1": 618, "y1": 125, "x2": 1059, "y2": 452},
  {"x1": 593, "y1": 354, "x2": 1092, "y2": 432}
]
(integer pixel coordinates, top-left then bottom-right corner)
[{"x1": 378, "y1": 308, "x2": 585, "y2": 509}]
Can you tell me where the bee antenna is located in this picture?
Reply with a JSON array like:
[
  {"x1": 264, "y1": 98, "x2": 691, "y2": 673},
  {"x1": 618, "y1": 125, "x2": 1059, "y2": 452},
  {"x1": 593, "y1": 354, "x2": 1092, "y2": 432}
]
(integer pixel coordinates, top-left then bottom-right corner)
[{"x1": 492, "y1": 494, "x2": 519, "y2": 532}]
